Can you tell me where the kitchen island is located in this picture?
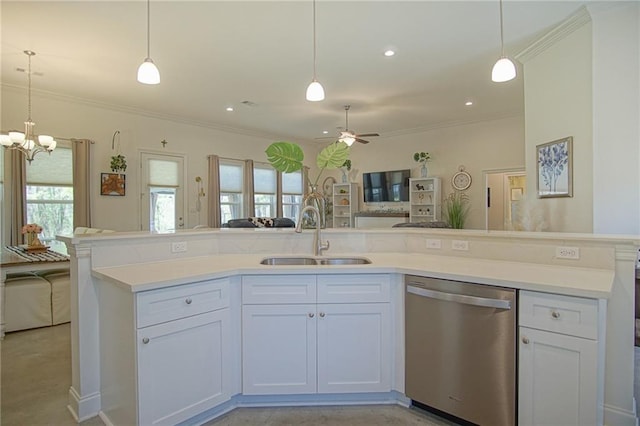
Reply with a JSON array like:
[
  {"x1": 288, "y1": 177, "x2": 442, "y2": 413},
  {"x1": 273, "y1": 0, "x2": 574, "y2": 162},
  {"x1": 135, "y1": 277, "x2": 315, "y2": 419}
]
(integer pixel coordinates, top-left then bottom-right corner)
[{"x1": 61, "y1": 228, "x2": 638, "y2": 425}]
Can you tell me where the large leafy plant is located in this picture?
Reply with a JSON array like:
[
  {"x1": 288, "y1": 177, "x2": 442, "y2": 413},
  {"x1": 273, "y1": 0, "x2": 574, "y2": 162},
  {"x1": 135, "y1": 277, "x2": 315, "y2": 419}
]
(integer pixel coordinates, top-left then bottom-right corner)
[{"x1": 265, "y1": 141, "x2": 350, "y2": 186}]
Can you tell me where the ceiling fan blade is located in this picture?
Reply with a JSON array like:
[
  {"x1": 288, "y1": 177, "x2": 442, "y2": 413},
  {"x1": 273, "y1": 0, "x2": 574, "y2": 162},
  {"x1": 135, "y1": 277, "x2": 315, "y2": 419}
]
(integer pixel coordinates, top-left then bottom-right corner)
[
  {"x1": 355, "y1": 138, "x2": 370, "y2": 144},
  {"x1": 356, "y1": 133, "x2": 379, "y2": 137}
]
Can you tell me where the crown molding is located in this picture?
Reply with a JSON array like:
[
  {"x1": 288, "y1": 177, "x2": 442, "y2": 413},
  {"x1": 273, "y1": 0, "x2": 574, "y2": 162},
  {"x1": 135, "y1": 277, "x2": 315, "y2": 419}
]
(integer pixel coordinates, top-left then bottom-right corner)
[
  {"x1": 515, "y1": 6, "x2": 592, "y2": 64},
  {"x1": 0, "y1": 83, "x2": 296, "y2": 143}
]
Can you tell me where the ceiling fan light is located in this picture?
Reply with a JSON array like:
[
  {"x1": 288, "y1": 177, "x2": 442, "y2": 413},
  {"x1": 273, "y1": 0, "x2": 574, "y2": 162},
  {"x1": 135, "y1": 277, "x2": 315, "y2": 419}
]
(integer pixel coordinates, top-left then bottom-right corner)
[
  {"x1": 340, "y1": 135, "x2": 355, "y2": 146},
  {"x1": 306, "y1": 80, "x2": 325, "y2": 102},
  {"x1": 137, "y1": 58, "x2": 160, "y2": 85},
  {"x1": 491, "y1": 57, "x2": 516, "y2": 82}
]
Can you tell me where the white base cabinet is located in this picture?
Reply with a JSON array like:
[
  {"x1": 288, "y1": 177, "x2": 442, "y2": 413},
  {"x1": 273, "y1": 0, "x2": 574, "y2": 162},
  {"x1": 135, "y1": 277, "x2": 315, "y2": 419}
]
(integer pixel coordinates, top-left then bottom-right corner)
[
  {"x1": 242, "y1": 274, "x2": 392, "y2": 396},
  {"x1": 98, "y1": 278, "x2": 232, "y2": 426},
  {"x1": 518, "y1": 290, "x2": 604, "y2": 426}
]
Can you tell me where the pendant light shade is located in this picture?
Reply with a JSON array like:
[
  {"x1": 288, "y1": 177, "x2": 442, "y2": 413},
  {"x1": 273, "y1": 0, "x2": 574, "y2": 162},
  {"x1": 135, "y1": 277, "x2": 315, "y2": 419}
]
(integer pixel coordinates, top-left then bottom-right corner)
[
  {"x1": 491, "y1": 0, "x2": 516, "y2": 83},
  {"x1": 306, "y1": 80, "x2": 325, "y2": 102},
  {"x1": 492, "y1": 57, "x2": 516, "y2": 83},
  {"x1": 138, "y1": 58, "x2": 160, "y2": 85},
  {"x1": 137, "y1": 0, "x2": 160, "y2": 85},
  {"x1": 306, "y1": 0, "x2": 324, "y2": 101}
]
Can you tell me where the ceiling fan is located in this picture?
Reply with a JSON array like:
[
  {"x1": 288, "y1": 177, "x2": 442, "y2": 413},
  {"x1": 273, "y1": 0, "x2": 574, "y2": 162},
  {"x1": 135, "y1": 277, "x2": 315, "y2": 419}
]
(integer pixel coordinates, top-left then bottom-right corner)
[{"x1": 326, "y1": 105, "x2": 379, "y2": 145}]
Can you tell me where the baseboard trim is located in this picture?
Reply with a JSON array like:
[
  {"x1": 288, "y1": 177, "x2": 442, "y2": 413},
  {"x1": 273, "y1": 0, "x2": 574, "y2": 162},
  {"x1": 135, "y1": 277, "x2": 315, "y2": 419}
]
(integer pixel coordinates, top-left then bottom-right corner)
[
  {"x1": 67, "y1": 386, "x2": 101, "y2": 422},
  {"x1": 604, "y1": 402, "x2": 638, "y2": 426}
]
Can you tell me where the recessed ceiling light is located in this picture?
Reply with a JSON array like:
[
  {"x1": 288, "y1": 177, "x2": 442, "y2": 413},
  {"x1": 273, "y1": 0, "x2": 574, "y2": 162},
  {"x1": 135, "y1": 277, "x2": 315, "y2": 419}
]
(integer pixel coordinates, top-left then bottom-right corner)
[
  {"x1": 384, "y1": 50, "x2": 395, "y2": 57},
  {"x1": 465, "y1": 101, "x2": 473, "y2": 106},
  {"x1": 226, "y1": 107, "x2": 234, "y2": 112},
  {"x1": 322, "y1": 130, "x2": 329, "y2": 134}
]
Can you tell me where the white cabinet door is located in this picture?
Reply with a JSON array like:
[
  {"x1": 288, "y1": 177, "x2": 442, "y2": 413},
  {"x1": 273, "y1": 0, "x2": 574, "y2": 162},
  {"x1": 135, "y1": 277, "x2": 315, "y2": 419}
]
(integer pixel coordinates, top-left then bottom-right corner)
[
  {"x1": 137, "y1": 308, "x2": 231, "y2": 426},
  {"x1": 317, "y1": 303, "x2": 391, "y2": 393},
  {"x1": 242, "y1": 304, "x2": 317, "y2": 395},
  {"x1": 518, "y1": 326, "x2": 598, "y2": 426}
]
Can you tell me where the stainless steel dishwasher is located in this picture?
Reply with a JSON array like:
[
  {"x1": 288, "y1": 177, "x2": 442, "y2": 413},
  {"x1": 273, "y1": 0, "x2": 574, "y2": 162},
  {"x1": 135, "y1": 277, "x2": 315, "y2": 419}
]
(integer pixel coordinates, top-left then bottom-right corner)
[{"x1": 405, "y1": 275, "x2": 516, "y2": 426}]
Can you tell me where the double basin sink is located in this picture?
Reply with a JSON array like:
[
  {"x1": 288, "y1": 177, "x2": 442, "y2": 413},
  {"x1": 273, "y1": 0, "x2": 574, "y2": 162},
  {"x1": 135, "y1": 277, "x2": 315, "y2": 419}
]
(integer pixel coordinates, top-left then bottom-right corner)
[{"x1": 260, "y1": 256, "x2": 372, "y2": 266}]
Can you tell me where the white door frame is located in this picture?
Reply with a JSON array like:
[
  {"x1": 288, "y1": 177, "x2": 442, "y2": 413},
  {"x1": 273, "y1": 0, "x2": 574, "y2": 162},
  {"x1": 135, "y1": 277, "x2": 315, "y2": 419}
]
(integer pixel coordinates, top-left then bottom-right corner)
[
  {"x1": 483, "y1": 167, "x2": 526, "y2": 230},
  {"x1": 139, "y1": 150, "x2": 188, "y2": 231}
]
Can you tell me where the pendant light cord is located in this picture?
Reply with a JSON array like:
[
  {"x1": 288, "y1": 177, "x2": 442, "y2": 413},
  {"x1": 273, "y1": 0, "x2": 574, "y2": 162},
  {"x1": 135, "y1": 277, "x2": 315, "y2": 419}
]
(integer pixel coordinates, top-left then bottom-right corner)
[
  {"x1": 27, "y1": 51, "x2": 33, "y2": 122},
  {"x1": 499, "y1": 0, "x2": 505, "y2": 57},
  {"x1": 146, "y1": 0, "x2": 151, "y2": 58},
  {"x1": 312, "y1": 0, "x2": 317, "y2": 79}
]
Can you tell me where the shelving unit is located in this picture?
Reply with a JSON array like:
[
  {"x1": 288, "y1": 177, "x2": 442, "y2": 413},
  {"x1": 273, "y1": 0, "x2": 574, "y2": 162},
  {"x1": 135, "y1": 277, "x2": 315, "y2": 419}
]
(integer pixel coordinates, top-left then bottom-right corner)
[
  {"x1": 332, "y1": 183, "x2": 358, "y2": 228},
  {"x1": 409, "y1": 177, "x2": 441, "y2": 223}
]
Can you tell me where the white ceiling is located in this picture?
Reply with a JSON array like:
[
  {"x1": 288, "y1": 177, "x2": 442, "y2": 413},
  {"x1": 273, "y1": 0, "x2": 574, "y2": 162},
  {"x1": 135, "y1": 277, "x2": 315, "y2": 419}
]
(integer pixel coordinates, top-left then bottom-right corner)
[{"x1": 1, "y1": 1, "x2": 595, "y2": 143}]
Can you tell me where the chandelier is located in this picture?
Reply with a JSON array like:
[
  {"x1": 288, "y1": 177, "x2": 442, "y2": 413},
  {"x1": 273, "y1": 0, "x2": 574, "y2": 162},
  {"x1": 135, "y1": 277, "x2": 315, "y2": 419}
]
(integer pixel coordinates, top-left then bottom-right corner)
[{"x1": 0, "y1": 50, "x2": 57, "y2": 163}]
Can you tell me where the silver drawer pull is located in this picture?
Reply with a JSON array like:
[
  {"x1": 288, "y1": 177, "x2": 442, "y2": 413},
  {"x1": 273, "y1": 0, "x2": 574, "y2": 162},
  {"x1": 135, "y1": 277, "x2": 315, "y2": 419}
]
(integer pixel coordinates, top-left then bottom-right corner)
[
  {"x1": 551, "y1": 311, "x2": 560, "y2": 319},
  {"x1": 185, "y1": 298, "x2": 193, "y2": 305},
  {"x1": 308, "y1": 313, "x2": 314, "y2": 318},
  {"x1": 522, "y1": 336, "x2": 530, "y2": 345},
  {"x1": 142, "y1": 337, "x2": 150, "y2": 344},
  {"x1": 319, "y1": 312, "x2": 325, "y2": 318}
]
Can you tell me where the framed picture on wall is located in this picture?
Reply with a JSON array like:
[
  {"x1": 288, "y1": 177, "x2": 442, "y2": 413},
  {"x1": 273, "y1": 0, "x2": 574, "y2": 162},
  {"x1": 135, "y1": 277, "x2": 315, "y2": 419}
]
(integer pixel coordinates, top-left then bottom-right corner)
[
  {"x1": 101, "y1": 173, "x2": 126, "y2": 196},
  {"x1": 536, "y1": 136, "x2": 573, "y2": 198}
]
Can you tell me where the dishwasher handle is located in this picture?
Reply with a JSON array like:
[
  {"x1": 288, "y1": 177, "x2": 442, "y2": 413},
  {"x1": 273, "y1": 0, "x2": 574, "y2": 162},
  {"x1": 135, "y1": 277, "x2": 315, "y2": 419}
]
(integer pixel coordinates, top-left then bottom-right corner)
[{"x1": 407, "y1": 284, "x2": 512, "y2": 310}]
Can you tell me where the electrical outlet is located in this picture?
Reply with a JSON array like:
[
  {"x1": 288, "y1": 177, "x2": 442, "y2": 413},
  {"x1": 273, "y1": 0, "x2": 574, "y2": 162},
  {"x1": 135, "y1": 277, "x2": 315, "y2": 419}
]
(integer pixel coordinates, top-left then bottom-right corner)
[
  {"x1": 426, "y1": 239, "x2": 441, "y2": 249},
  {"x1": 555, "y1": 246, "x2": 579, "y2": 260},
  {"x1": 171, "y1": 241, "x2": 187, "y2": 253},
  {"x1": 451, "y1": 240, "x2": 469, "y2": 251}
]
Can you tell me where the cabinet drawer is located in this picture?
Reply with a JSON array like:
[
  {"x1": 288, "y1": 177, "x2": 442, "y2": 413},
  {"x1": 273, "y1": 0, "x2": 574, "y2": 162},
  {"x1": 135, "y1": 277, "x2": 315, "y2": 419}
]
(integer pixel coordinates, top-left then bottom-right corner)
[
  {"x1": 137, "y1": 278, "x2": 230, "y2": 328},
  {"x1": 317, "y1": 274, "x2": 390, "y2": 303},
  {"x1": 242, "y1": 275, "x2": 316, "y2": 304},
  {"x1": 519, "y1": 291, "x2": 598, "y2": 340}
]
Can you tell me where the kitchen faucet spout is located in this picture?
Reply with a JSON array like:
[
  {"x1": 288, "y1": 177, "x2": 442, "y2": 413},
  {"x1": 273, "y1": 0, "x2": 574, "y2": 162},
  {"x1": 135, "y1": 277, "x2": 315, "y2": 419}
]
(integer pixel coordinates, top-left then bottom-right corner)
[{"x1": 295, "y1": 205, "x2": 330, "y2": 256}]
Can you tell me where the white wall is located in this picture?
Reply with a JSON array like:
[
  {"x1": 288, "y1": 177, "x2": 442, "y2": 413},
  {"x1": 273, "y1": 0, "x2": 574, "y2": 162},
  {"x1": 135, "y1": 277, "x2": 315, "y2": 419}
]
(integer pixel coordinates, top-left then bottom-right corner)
[
  {"x1": 522, "y1": 20, "x2": 593, "y2": 233},
  {"x1": 1, "y1": 87, "x2": 318, "y2": 232},
  {"x1": 342, "y1": 115, "x2": 525, "y2": 230}
]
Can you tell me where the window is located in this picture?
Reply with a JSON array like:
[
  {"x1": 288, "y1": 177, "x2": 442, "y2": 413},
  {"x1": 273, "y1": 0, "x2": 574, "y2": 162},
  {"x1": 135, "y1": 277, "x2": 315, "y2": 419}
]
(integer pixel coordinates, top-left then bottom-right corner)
[
  {"x1": 253, "y1": 163, "x2": 276, "y2": 217},
  {"x1": 26, "y1": 146, "x2": 73, "y2": 253},
  {"x1": 143, "y1": 154, "x2": 184, "y2": 232},
  {"x1": 220, "y1": 160, "x2": 244, "y2": 223},
  {"x1": 281, "y1": 170, "x2": 303, "y2": 221}
]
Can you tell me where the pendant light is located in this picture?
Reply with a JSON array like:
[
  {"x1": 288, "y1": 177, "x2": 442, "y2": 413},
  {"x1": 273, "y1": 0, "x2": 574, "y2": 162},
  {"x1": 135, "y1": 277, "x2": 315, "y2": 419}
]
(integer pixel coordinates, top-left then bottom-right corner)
[
  {"x1": 491, "y1": 0, "x2": 516, "y2": 83},
  {"x1": 305, "y1": 0, "x2": 325, "y2": 101},
  {"x1": 137, "y1": 0, "x2": 160, "y2": 85}
]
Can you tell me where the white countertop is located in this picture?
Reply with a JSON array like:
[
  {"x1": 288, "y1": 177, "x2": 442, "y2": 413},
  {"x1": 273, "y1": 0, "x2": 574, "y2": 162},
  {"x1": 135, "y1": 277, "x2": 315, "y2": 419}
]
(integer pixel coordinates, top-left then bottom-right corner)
[{"x1": 92, "y1": 252, "x2": 614, "y2": 299}]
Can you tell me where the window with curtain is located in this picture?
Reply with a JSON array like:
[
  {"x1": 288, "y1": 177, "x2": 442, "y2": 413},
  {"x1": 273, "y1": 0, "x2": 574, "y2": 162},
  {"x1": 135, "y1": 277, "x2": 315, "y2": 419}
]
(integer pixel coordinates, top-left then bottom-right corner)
[
  {"x1": 220, "y1": 160, "x2": 244, "y2": 223},
  {"x1": 26, "y1": 146, "x2": 73, "y2": 252},
  {"x1": 282, "y1": 170, "x2": 303, "y2": 221},
  {"x1": 253, "y1": 163, "x2": 276, "y2": 217},
  {"x1": 148, "y1": 158, "x2": 180, "y2": 232}
]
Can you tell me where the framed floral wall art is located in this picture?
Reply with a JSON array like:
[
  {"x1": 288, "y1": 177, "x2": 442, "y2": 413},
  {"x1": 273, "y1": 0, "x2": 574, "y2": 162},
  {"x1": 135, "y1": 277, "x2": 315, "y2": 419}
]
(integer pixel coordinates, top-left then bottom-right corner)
[
  {"x1": 536, "y1": 136, "x2": 573, "y2": 198},
  {"x1": 101, "y1": 173, "x2": 126, "y2": 196}
]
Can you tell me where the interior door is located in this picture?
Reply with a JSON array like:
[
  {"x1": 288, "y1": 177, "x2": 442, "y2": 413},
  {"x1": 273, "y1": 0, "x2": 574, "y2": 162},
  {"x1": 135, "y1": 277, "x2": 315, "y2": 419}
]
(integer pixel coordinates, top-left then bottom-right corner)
[{"x1": 140, "y1": 152, "x2": 185, "y2": 231}]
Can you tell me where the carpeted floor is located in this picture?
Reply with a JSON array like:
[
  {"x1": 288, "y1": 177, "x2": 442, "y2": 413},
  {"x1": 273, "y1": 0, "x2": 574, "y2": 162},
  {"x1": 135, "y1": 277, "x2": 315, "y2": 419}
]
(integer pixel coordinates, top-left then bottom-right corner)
[{"x1": 1, "y1": 324, "x2": 454, "y2": 426}]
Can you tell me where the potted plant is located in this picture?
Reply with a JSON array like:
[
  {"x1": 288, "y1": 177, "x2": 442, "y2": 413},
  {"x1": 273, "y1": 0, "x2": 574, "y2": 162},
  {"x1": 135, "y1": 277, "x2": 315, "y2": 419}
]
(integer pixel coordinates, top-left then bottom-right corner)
[
  {"x1": 341, "y1": 159, "x2": 352, "y2": 183},
  {"x1": 266, "y1": 141, "x2": 350, "y2": 227},
  {"x1": 444, "y1": 191, "x2": 470, "y2": 229},
  {"x1": 110, "y1": 154, "x2": 127, "y2": 173},
  {"x1": 413, "y1": 151, "x2": 431, "y2": 177}
]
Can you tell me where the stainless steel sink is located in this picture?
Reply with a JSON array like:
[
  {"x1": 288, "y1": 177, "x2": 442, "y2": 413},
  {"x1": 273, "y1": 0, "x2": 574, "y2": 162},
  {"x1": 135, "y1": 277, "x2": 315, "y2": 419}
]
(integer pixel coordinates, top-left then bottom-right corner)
[
  {"x1": 260, "y1": 256, "x2": 371, "y2": 265},
  {"x1": 318, "y1": 257, "x2": 372, "y2": 265},
  {"x1": 259, "y1": 257, "x2": 318, "y2": 265}
]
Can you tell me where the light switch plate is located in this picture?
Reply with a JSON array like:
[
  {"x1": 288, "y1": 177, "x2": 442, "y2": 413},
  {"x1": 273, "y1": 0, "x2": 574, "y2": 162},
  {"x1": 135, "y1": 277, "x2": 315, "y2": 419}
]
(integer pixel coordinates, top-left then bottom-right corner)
[
  {"x1": 426, "y1": 239, "x2": 441, "y2": 249},
  {"x1": 171, "y1": 241, "x2": 187, "y2": 253},
  {"x1": 451, "y1": 240, "x2": 469, "y2": 251}
]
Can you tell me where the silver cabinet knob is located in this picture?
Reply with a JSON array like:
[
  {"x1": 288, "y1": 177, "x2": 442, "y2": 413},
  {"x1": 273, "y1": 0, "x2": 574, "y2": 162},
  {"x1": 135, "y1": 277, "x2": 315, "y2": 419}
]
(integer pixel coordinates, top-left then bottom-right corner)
[
  {"x1": 308, "y1": 313, "x2": 315, "y2": 318},
  {"x1": 185, "y1": 298, "x2": 193, "y2": 305},
  {"x1": 319, "y1": 312, "x2": 325, "y2": 318},
  {"x1": 142, "y1": 337, "x2": 150, "y2": 344},
  {"x1": 522, "y1": 337, "x2": 530, "y2": 344},
  {"x1": 551, "y1": 311, "x2": 560, "y2": 319}
]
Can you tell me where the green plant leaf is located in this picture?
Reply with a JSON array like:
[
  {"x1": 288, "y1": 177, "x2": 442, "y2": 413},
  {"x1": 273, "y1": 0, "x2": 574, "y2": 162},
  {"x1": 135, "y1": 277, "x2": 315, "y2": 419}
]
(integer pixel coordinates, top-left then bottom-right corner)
[
  {"x1": 316, "y1": 142, "x2": 350, "y2": 170},
  {"x1": 265, "y1": 142, "x2": 304, "y2": 173}
]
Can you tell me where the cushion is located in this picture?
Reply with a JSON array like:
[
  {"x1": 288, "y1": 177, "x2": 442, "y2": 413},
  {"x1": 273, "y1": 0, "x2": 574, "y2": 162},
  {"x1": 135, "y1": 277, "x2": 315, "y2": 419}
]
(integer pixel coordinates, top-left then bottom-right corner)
[
  {"x1": 5, "y1": 276, "x2": 52, "y2": 332},
  {"x1": 248, "y1": 217, "x2": 275, "y2": 227}
]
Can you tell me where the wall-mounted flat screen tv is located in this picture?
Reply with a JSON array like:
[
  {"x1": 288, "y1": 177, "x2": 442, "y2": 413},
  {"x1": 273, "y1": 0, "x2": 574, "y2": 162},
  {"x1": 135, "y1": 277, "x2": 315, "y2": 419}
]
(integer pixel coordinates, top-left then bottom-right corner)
[{"x1": 362, "y1": 169, "x2": 410, "y2": 203}]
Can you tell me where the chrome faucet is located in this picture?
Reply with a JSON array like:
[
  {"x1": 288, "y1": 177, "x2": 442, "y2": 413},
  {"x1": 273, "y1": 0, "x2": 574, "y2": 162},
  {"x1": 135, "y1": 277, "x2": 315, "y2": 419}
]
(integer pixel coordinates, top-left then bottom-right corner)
[{"x1": 295, "y1": 205, "x2": 330, "y2": 256}]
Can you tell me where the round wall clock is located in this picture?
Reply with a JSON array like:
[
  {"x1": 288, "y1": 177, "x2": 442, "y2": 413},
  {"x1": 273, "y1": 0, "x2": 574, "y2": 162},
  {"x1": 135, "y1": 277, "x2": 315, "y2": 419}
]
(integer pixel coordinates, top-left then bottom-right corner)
[
  {"x1": 322, "y1": 176, "x2": 336, "y2": 196},
  {"x1": 452, "y1": 167, "x2": 472, "y2": 191}
]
